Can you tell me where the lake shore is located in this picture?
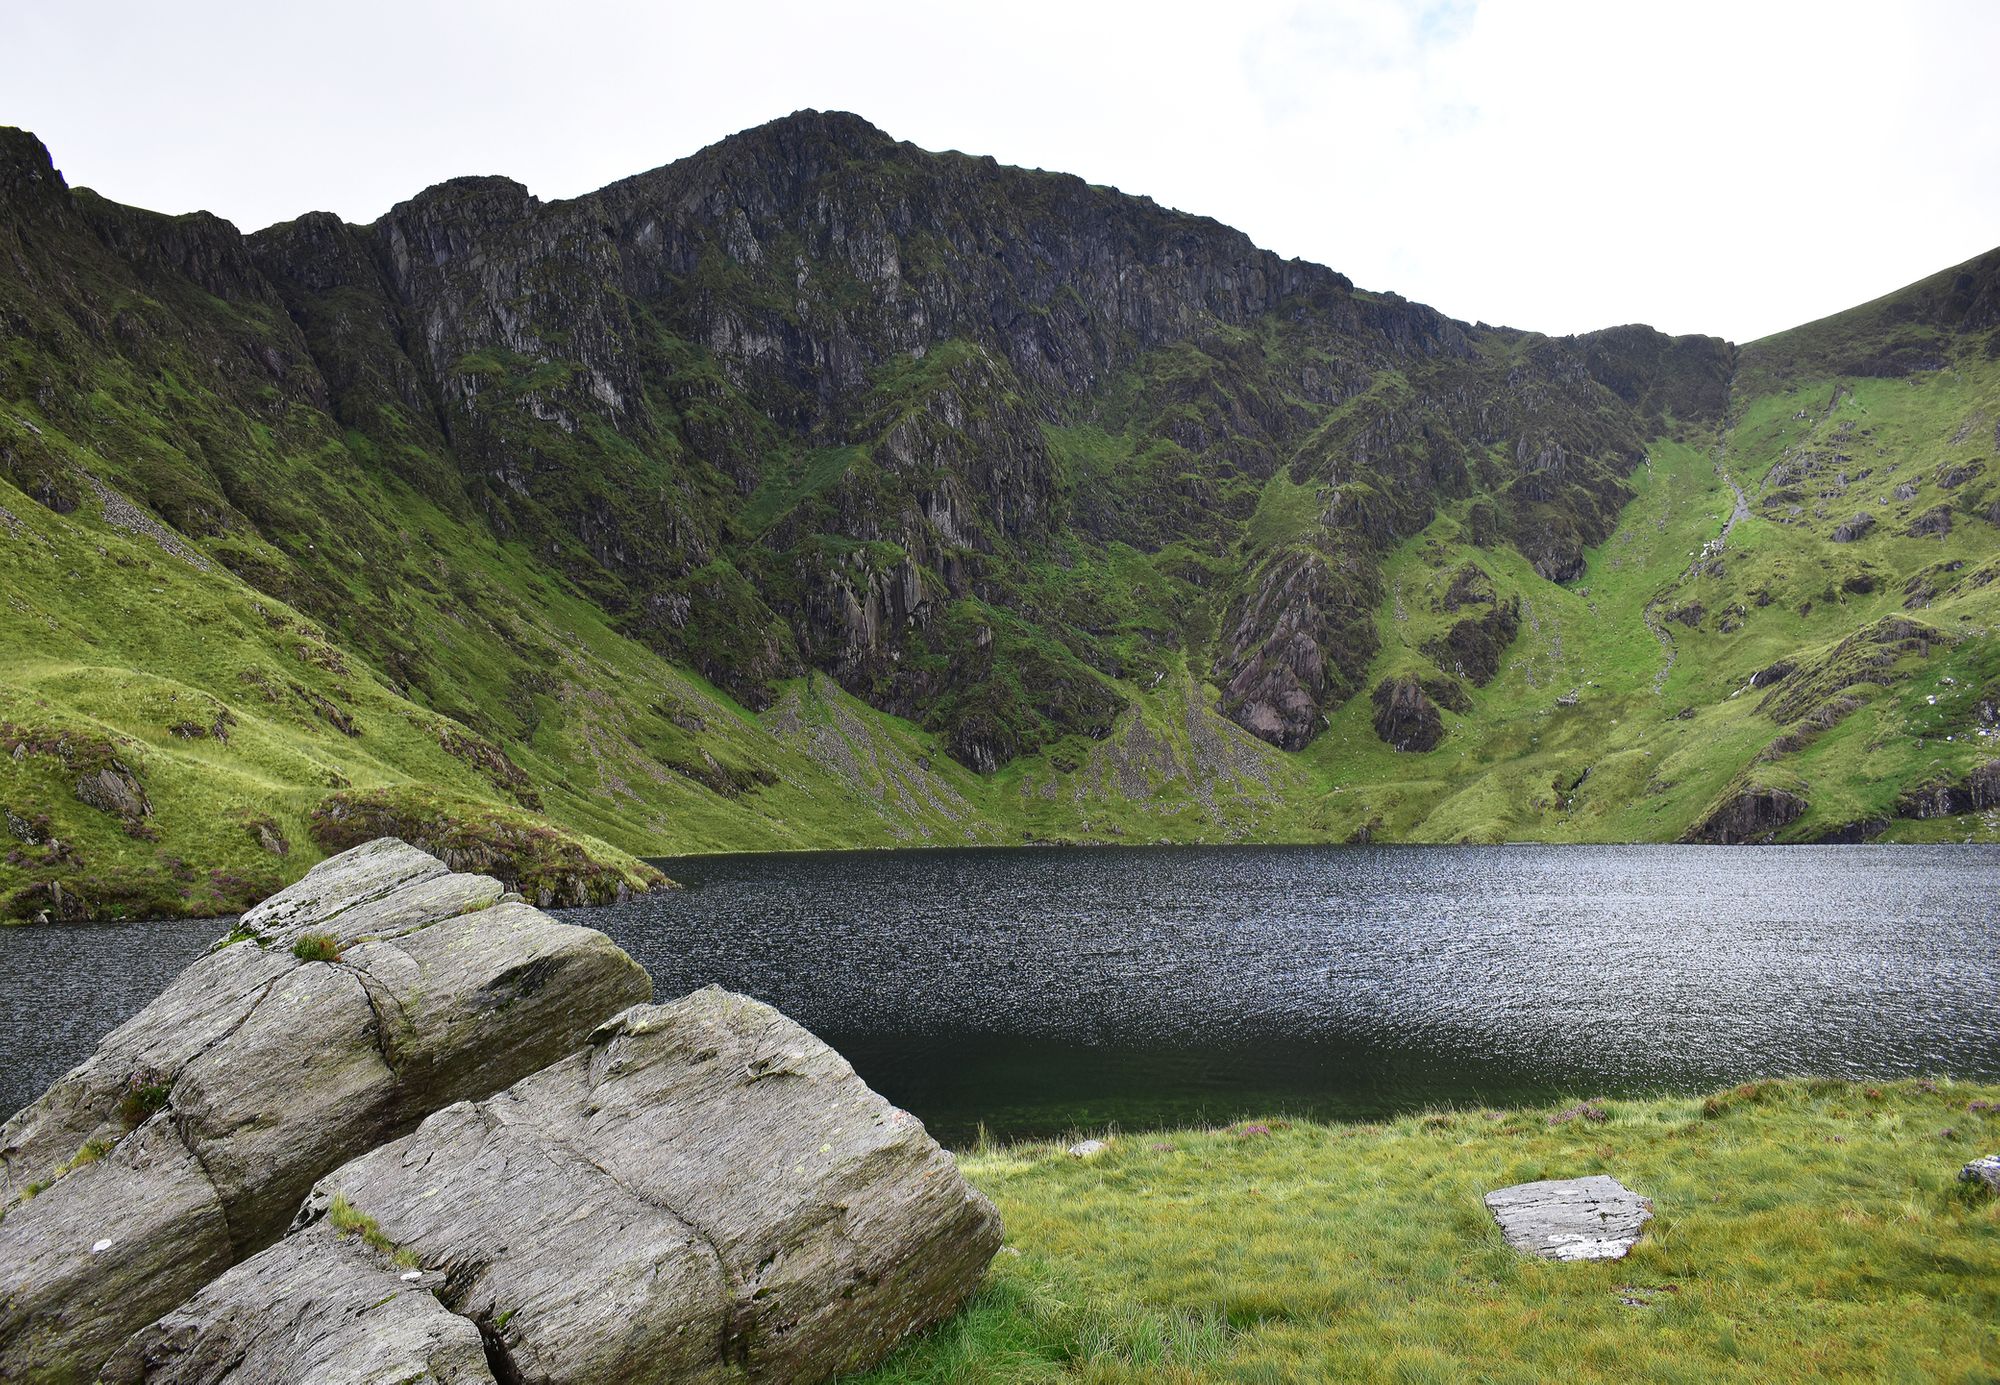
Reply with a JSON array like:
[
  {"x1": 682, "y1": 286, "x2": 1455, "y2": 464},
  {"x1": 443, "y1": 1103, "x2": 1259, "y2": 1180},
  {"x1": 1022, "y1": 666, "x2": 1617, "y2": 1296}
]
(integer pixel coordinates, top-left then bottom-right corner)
[{"x1": 858, "y1": 1078, "x2": 2000, "y2": 1382}]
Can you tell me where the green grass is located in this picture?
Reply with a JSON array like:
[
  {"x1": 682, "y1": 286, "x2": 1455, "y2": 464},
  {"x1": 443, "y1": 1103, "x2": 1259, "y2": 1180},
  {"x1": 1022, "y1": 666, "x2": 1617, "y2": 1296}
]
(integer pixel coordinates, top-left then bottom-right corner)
[
  {"x1": 325, "y1": 1192, "x2": 419, "y2": 1269},
  {"x1": 290, "y1": 931, "x2": 341, "y2": 962},
  {"x1": 855, "y1": 1080, "x2": 2000, "y2": 1383},
  {"x1": 2, "y1": 160, "x2": 1996, "y2": 921}
]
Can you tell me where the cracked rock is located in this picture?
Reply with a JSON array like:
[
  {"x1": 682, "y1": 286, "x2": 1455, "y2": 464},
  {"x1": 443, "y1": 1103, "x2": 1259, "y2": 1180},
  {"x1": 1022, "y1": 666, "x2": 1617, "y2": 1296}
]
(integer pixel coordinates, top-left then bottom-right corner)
[
  {"x1": 128, "y1": 986, "x2": 1001, "y2": 1385},
  {"x1": 102, "y1": 1222, "x2": 494, "y2": 1385},
  {"x1": 1484, "y1": 1174, "x2": 1653, "y2": 1261},
  {"x1": 0, "y1": 838, "x2": 651, "y2": 1383}
]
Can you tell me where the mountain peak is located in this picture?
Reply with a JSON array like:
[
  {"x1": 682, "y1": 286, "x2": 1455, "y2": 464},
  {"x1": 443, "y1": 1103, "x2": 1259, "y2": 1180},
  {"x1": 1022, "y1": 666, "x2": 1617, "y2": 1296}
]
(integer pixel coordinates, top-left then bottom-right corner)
[{"x1": 0, "y1": 127, "x2": 67, "y2": 209}]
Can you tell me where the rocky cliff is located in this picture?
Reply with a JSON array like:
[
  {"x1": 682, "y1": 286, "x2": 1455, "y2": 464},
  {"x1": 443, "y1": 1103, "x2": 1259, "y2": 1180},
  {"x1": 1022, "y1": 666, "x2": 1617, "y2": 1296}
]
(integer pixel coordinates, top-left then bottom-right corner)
[{"x1": 0, "y1": 114, "x2": 1995, "y2": 905}]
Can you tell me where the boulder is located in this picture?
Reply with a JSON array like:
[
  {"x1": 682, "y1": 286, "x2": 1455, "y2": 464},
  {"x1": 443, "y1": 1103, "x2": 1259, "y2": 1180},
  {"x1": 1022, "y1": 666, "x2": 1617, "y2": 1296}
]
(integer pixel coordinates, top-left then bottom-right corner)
[
  {"x1": 1961, "y1": 1154, "x2": 2000, "y2": 1194},
  {"x1": 102, "y1": 1223, "x2": 494, "y2": 1385},
  {"x1": 145, "y1": 986, "x2": 1001, "y2": 1385},
  {"x1": 0, "y1": 838, "x2": 652, "y2": 1384},
  {"x1": 1485, "y1": 1174, "x2": 1653, "y2": 1261},
  {"x1": 73, "y1": 763, "x2": 150, "y2": 820}
]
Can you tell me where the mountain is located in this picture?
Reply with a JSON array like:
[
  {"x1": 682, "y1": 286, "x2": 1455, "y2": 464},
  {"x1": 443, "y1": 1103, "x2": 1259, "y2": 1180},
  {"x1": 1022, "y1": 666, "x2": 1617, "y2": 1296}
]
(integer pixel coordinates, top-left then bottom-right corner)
[{"x1": 1, "y1": 111, "x2": 1995, "y2": 919}]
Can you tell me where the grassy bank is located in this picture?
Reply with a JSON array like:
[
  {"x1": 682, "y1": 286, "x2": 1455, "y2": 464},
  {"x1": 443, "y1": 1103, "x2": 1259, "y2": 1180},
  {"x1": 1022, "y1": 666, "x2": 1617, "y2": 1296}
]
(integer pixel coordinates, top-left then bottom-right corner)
[{"x1": 857, "y1": 1079, "x2": 1999, "y2": 1382}]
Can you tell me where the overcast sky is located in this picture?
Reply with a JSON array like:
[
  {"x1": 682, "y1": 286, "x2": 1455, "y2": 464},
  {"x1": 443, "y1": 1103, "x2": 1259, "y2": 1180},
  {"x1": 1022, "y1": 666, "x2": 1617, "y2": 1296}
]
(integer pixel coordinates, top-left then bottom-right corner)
[{"x1": 9, "y1": 0, "x2": 1998, "y2": 343}]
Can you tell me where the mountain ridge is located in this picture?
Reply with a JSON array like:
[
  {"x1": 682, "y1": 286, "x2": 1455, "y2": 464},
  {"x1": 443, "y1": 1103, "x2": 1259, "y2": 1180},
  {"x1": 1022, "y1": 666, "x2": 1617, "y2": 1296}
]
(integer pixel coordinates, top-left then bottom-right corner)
[{"x1": 1, "y1": 112, "x2": 1995, "y2": 919}]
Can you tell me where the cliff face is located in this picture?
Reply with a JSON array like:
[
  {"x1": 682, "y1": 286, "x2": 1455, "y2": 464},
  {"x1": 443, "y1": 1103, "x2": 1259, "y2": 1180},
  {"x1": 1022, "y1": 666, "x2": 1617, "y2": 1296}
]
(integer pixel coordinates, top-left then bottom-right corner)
[
  {"x1": 109, "y1": 108, "x2": 1717, "y2": 763},
  {"x1": 1, "y1": 112, "x2": 1993, "y2": 911}
]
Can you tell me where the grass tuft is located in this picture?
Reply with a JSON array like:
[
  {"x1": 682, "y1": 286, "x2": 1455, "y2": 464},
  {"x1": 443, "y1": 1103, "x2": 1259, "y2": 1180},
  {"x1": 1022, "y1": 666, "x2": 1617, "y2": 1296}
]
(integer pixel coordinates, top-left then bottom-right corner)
[
  {"x1": 326, "y1": 1191, "x2": 420, "y2": 1269},
  {"x1": 291, "y1": 931, "x2": 341, "y2": 963}
]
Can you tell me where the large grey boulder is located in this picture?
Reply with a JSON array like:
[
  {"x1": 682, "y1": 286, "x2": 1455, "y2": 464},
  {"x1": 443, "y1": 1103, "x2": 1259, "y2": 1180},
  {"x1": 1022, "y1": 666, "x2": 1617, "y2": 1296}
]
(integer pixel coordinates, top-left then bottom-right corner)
[
  {"x1": 103, "y1": 1223, "x2": 495, "y2": 1385},
  {"x1": 1484, "y1": 1174, "x2": 1653, "y2": 1261},
  {"x1": 0, "y1": 838, "x2": 652, "y2": 1384},
  {"x1": 1963, "y1": 1154, "x2": 2000, "y2": 1193},
  {"x1": 124, "y1": 987, "x2": 1002, "y2": 1385}
]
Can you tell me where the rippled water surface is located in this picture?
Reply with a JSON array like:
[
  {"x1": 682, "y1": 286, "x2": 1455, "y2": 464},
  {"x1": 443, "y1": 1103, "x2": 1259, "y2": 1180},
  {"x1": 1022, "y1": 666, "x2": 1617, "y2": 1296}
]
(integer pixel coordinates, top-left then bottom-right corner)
[{"x1": 5, "y1": 845, "x2": 1996, "y2": 1142}]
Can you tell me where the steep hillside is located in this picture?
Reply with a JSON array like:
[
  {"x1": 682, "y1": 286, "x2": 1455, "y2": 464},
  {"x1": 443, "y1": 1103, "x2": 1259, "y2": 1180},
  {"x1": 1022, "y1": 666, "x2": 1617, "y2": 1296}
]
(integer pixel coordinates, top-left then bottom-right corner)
[{"x1": 1, "y1": 113, "x2": 1994, "y2": 917}]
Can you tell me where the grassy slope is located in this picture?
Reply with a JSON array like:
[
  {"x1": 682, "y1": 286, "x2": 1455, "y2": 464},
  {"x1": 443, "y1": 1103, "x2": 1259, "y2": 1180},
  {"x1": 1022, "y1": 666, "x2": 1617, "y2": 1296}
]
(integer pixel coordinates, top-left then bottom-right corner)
[
  {"x1": 4, "y1": 211, "x2": 1996, "y2": 919},
  {"x1": 1287, "y1": 341, "x2": 2000, "y2": 845},
  {"x1": 857, "y1": 1080, "x2": 2000, "y2": 1383}
]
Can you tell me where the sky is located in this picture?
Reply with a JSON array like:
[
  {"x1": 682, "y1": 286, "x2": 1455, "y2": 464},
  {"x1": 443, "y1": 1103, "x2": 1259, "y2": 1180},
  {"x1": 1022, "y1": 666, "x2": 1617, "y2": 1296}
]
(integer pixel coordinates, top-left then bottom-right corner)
[{"x1": 8, "y1": 0, "x2": 1999, "y2": 343}]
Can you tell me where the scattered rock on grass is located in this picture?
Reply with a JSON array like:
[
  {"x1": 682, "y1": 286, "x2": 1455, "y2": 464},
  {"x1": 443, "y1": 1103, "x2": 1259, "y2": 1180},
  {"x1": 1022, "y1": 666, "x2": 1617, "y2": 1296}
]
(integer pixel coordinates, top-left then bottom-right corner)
[
  {"x1": 1484, "y1": 1175, "x2": 1653, "y2": 1261},
  {"x1": 1962, "y1": 1154, "x2": 2000, "y2": 1193}
]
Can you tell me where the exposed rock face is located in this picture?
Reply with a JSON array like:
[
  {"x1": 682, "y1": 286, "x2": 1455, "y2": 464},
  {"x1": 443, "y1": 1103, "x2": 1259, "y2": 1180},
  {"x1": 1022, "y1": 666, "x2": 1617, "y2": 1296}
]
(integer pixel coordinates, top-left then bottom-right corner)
[
  {"x1": 0, "y1": 839, "x2": 652, "y2": 1383},
  {"x1": 1899, "y1": 781, "x2": 1974, "y2": 818},
  {"x1": 1485, "y1": 1175, "x2": 1653, "y2": 1261},
  {"x1": 120, "y1": 987, "x2": 1001, "y2": 1385},
  {"x1": 1217, "y1": 546, "x2": 1381, "y2": 751},
  {"x1": 1423, "y1": 596, "x2": 1521, "y2": 687},
  {"x1": 1831, "y1": 512, "x2": 1876, "y2": 542},
  {"x1": 1973, "y1": 760, "x2": 2000, "y2": 809},
  {"x1": 0, "y1": 114, "x2": 1739, "y2": 771},
  {"x1": 103, "y1": 1224, "x2": 495, "y2": 1385},
  {"x1": 1906, "y1": 504, "x2": 1954, "y2": 538},
  {"x1": 1896, "y1": 760, "x2": 2000, "y2": 818},
  {"x1": 1682, "y1": 785, "x2": 1808, "y2": 844},
  {"x1": 73, "y1": 764, "x2": 150, "y2": 821},
  {"x1": 1371, "y1": 675, "x2": 1447, "y2": 752}
]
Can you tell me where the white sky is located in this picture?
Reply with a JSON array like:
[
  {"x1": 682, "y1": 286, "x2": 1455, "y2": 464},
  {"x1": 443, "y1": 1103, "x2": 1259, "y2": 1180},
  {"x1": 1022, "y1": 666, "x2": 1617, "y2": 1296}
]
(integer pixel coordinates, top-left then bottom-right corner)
[{"x1": 8, "y1": 0, "x2": 1999, "y2": 343}]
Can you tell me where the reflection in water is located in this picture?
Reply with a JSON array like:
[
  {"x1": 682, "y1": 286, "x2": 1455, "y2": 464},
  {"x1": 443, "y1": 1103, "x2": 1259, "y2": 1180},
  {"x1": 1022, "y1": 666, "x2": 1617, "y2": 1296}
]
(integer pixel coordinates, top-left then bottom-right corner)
[{"x1": 3, "y1": 844, "x2": 1995, "y2": 1144}]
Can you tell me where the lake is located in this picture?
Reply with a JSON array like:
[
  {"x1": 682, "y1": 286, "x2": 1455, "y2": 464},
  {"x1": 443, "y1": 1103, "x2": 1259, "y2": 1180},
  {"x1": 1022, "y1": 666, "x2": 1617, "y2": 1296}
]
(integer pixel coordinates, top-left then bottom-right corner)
[{"x1": 4, "y1": 845, "x2": 1996, "y2": 1145}]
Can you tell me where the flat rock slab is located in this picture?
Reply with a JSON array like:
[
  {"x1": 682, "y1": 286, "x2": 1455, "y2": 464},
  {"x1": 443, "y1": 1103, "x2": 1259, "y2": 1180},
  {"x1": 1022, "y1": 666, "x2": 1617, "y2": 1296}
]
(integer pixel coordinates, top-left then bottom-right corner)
[
  {"x1": 103, "y1": 1223, "x2": 495, "y2": 1385},
  {"x1": 1484, "y1": 1175, "x2": 1653, "y2": 1261}
]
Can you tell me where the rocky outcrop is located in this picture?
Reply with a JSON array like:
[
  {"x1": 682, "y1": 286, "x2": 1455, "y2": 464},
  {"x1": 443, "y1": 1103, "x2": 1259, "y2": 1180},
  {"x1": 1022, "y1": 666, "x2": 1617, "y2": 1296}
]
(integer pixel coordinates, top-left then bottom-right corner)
[
  {"x1": 114, "y1": 987, "x2": 1001, "y2": 1385},
  {"x1": 1906, "y1": 504, "x2": 1954, "y2": 538},
  {"x1": 1485, "y1": 1175, "x2": 1653, "y2": 1261},
  {"x1": 1682, "y1": 785, "x2": 1808, "y2": 843},
  {"x1": 1831, "y1": 512, "x2": 1876, "y2": 542},
  {"x1": 1895, "y1": 760, "x2": 2000, "y2": 818},
  {"x1": 1423, "y1": 597, "x2": 1521, "y2": 687},
  {"x1": 0, "y1": 839, "x2": 652, "y2": 1383},
  {"x1": 1371, "y1": 674, "x2": 1447, "y2": 752},
  {"x1": 305, "y1": 789, "x2": 667, "y2": 906},
  {"x1": 1217, "y1": 545, "x2": 1380, "y2": 750}
]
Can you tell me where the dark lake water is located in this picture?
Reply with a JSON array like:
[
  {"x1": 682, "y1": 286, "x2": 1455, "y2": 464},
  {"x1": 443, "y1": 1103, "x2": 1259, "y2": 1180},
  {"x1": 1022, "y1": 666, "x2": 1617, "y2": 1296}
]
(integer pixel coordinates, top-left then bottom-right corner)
[{"x1": 4, "y1": 845, "x2": 1996, "y2": 1145}]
